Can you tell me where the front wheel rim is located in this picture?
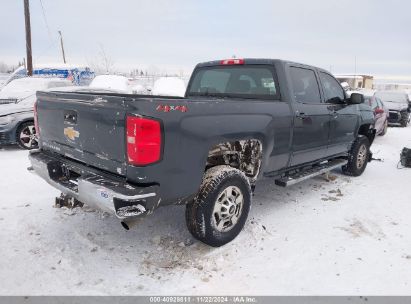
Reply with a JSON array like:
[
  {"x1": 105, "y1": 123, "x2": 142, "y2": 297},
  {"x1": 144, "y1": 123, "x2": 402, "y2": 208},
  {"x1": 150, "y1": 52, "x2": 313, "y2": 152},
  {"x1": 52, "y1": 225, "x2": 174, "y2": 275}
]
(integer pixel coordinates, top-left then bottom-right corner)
[
  {"x1": 19, "y1": 125, "x2": 38, "y2": 149},
  {"x1": 212, "y1": 185, "x2": 244, "y2": 232},
  {"x1": 356, "y1": 144, "x2": 367, "y2": 169}
]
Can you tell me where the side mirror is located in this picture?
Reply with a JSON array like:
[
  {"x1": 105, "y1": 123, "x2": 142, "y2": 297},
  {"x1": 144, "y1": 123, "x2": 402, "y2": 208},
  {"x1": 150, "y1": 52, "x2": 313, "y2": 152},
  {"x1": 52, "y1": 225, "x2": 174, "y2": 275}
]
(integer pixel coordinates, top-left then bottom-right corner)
[{"x1": 348, "y1": 93, "x2": 364, "y2": 105}]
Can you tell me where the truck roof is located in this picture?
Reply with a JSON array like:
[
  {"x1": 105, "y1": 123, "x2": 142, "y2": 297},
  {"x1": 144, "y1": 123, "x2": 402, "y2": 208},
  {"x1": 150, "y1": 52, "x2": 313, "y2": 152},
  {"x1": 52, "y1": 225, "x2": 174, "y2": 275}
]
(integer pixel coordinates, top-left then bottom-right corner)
[
  {"x1": 195, "y1": 58, "x2": 330, "y2": 74},
  {"x1": 196, "y1": 58, "x2": 325, "y2": 71}
]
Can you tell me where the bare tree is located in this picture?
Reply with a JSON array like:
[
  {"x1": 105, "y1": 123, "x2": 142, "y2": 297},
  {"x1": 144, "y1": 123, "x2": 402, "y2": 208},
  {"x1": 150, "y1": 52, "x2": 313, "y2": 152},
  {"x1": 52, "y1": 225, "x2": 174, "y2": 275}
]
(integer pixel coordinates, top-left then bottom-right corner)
[
  {"x1": 98, "y1": 44, "x2": 115, "y2": 74},
  {"x1": 87, "y1": 44, "x2": 116, "y2": 75},
  {"x1": 0, "y1": 61, "x2": 10, "y2": 73}
]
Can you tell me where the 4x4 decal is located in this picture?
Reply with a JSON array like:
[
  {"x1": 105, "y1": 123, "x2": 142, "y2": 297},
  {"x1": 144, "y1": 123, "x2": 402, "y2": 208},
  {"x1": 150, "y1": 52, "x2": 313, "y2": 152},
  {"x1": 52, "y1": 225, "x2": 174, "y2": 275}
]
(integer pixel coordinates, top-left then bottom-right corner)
[{"x1": 156, "y1": 104, "x2": 188, "y2": 113}]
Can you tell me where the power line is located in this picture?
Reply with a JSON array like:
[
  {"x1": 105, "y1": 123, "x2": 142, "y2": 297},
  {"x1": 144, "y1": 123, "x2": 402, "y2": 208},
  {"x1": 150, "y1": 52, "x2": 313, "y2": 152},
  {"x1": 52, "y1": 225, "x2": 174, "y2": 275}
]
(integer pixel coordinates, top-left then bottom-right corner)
[{"x1": 39, "y1": 0, "x2": 53, "y2": 41}]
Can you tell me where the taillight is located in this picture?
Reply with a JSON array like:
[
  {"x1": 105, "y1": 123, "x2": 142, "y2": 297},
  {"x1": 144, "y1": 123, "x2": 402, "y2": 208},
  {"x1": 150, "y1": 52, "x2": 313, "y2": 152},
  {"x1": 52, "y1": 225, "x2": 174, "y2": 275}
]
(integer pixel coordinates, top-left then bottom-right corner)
[
  {"x1": 34, "y1": 101, "x2": 40, "y2": 136},
  {"x1": 220, "y1": 58, "x2": 245, "y2": 65},
  {"x1": 126, "y1": 116, "x2": 162, "y2": 166}
]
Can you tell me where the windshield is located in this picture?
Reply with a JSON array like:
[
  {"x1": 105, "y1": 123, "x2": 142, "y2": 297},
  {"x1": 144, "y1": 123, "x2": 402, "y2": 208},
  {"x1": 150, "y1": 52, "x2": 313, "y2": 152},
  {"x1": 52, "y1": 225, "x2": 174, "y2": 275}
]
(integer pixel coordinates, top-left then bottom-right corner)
[
  {"x1": 375, "y1": 92, "x2": 408, "y2": 103},
  {"x1": 17, "y1": 94, "x2": 36, "y2": 106},
  {"x1": 187, "y1": 65, "x2": 279, "y2": 99},
  {"x1": 0, "y1": 78, "x2": 49, "y2": 99},
  {"x1": 364, "y1": 96, "x2": 378, "y2": 109}
]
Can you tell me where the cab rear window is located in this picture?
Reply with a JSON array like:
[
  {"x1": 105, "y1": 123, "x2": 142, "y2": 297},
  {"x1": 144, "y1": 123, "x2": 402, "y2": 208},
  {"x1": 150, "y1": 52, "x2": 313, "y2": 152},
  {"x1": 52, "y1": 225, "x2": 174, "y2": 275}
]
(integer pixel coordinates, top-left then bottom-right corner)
[{"x1": 187, "y1": 65, "x2": 280, "y2": 100}]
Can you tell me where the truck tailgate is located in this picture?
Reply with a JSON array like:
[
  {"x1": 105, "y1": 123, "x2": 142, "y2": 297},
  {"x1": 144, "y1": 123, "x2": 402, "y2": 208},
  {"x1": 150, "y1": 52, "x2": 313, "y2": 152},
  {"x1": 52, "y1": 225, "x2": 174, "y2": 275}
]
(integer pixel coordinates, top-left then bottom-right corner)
[{"x1": 36, "y1": 92, "x2": 127, "y2": 176}]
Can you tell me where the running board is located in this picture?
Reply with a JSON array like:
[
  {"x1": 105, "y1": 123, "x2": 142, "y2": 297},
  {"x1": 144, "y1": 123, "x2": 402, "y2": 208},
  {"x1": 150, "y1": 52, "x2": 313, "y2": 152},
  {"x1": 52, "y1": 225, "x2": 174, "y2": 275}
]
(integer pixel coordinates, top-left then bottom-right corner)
[{"x1": 274, "y1": 159, "x2": 348, "y2": 187}]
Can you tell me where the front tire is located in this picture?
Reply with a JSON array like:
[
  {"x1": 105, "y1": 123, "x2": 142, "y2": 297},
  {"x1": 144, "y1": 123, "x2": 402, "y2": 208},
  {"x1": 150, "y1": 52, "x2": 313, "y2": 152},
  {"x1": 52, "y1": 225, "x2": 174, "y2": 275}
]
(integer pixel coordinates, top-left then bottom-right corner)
[
  {"x1": 400, "y1": 116, "x2": 409, "y2": 127},
  {"x1": 16, "y1": 121, "x2": 38, "y2": 150},
  {"x1": 342, "y1": 135, "x2": 370, "y2": 177},
  {"x1": 185, "y1": 165, "x2": 251, "y2": 247}
]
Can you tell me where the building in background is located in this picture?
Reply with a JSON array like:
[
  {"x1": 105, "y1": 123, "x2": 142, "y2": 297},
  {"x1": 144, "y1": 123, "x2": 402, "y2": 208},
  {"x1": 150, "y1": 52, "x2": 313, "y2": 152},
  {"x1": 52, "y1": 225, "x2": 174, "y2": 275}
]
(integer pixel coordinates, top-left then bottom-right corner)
[
  {"x1": 334, "y1": 74, "x2": 374, "y2": 89},
  {"x1": 2, "y1": 64, "x2": 95, "y2": 87},
  {"x1": 335, "y1": 74, "x2": 411, "y2": 92}
]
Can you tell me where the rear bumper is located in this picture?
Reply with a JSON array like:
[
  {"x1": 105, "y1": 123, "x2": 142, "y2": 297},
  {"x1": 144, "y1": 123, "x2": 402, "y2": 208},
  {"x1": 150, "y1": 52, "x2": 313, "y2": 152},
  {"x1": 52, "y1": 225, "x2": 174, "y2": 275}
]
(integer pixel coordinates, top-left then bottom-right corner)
[
  {"x1": 0, "y1": 128, "x2": 16, "y2": 145},
  {"x1": 29, "y1": 150, "x2": 160, "y2": 219}
]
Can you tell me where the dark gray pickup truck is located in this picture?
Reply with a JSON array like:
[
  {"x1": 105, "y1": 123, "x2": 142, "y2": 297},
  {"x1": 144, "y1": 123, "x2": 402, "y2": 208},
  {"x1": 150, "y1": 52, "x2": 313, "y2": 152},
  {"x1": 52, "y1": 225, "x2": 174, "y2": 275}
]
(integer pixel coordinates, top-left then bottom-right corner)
[{"x1": 29, "y1": 59, "x2": 375, "y2": 246}]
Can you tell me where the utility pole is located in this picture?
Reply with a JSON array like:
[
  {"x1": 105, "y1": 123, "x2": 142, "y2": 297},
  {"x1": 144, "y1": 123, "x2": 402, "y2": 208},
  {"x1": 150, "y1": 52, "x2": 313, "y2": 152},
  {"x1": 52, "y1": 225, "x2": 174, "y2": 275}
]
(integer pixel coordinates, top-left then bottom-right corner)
[
  {"x1": 58, "y1": 30, "x2": 66, "y2": 64},
  {"x1": 23, "y1": 0, "x2": 33, "y2": 76}
]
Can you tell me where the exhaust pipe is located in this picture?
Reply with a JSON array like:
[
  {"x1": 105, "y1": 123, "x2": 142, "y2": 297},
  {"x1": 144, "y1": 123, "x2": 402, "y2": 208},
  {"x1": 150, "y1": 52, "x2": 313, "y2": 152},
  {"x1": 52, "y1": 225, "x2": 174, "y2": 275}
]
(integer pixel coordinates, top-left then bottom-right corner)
[
  {"x1": 121, "y1": 217, "x2": 143, "y2": 230},
  {"x1": 121, "y1": 221, "x2": 130, "y2": 230}
]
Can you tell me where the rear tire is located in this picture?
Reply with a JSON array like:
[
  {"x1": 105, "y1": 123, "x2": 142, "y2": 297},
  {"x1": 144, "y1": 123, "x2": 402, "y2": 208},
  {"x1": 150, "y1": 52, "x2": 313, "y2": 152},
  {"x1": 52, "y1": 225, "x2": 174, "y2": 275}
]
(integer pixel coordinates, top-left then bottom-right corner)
[
  {"x1": 342, "y1": 136, "x2": 370, "y2": 177},
  {"x1": 16, "y1": 121, "x2": 38, "y2": 150},
  {"x1": 185, "y1": 165, "x2": 251, "y2": 247}
]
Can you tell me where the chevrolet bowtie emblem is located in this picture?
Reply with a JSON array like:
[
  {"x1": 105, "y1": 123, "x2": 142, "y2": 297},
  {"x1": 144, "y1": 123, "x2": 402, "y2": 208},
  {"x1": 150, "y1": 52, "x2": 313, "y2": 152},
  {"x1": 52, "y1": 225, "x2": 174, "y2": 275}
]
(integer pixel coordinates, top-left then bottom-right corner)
[{"x1": 64, "y1": 127, "x2": 80, "y2": 141}]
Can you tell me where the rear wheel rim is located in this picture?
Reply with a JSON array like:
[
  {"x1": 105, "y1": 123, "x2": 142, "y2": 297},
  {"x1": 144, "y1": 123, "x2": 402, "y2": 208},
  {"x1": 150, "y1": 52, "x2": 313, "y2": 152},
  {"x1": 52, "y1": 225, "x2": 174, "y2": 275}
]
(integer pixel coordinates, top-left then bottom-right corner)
[
  {"x1": 356, "y1": 144, "x2": 367, "y2": 169},
  {"x1": 19, "y1": 125, "x2": 38, "y2": 149},
  {"x1": 212, "y1": 185, "x2": 244, "y2": 232}
]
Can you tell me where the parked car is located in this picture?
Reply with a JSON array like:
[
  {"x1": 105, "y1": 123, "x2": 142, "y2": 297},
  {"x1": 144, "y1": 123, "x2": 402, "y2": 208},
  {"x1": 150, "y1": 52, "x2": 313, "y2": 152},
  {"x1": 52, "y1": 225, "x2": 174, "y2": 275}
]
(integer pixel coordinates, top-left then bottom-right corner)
[
  {"x1": 364, "y1": 95, "x2": 389, "y2": 136},
  {"x1": 0, "y1": 79, "x2": 73, "y2": 149},
  {"x1": 0, "y1": 77, "x2": 73, "y2": 105},
  {"x1": 29, "y1": 58, "x2": 375, "y2": 246},
  {"x1": 346, "y1": 90, "x2": 388, "y2": 135},
  {"x1": 0, "y1": 95, "x2": 38, "y2": 149},
  {"x1": 374, "y1": 91, "x2": 411, "y2": 127}
]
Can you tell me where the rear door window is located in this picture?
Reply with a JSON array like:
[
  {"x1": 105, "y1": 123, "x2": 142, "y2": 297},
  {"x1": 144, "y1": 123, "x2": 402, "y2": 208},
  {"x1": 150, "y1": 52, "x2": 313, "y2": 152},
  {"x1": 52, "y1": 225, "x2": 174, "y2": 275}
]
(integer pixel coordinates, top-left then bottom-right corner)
[
  {"x1": 289, "y1": 67, "x2": 321, "y2": 104},
  {"x1": 187, "y1": 65, "x2": 279, "y2": 99}
]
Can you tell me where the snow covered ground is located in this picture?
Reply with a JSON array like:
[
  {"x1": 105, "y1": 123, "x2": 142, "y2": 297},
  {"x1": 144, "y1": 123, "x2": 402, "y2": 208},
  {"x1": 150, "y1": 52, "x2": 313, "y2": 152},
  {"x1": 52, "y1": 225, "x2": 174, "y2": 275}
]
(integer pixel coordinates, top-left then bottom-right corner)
[{"x1": 0, "y1": 127, "x2": 410, "y2": 295}]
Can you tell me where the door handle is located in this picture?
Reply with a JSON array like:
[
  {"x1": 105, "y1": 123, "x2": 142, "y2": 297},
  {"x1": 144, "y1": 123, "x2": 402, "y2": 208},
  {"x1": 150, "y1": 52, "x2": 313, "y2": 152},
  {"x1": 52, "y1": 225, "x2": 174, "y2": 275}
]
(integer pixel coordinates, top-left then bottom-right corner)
[{"x1": 296, "y1": 111, "x2": 307, "y2": 119}]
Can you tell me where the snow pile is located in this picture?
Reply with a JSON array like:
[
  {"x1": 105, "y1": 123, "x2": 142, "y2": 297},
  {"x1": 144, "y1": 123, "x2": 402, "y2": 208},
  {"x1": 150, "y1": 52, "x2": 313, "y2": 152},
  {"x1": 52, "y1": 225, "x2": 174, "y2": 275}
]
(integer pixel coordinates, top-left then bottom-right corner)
[
  {"x1": 89, "y1": 75, "x2": 131, "y2": 93},
  {"x1": 152, "y1": 77, "x2": 185, "y2": 97},
  {"x1": 131, "y1": 84, "x2": 146, "y2": 94}
]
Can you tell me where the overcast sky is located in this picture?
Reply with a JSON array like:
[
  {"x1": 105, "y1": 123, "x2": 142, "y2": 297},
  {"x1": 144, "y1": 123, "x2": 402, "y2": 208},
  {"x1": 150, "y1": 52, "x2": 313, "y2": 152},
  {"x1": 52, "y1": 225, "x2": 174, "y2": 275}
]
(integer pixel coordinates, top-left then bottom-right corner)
[{"x1": 1, "y1": 0, "x2": 411, "y2": 77}]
